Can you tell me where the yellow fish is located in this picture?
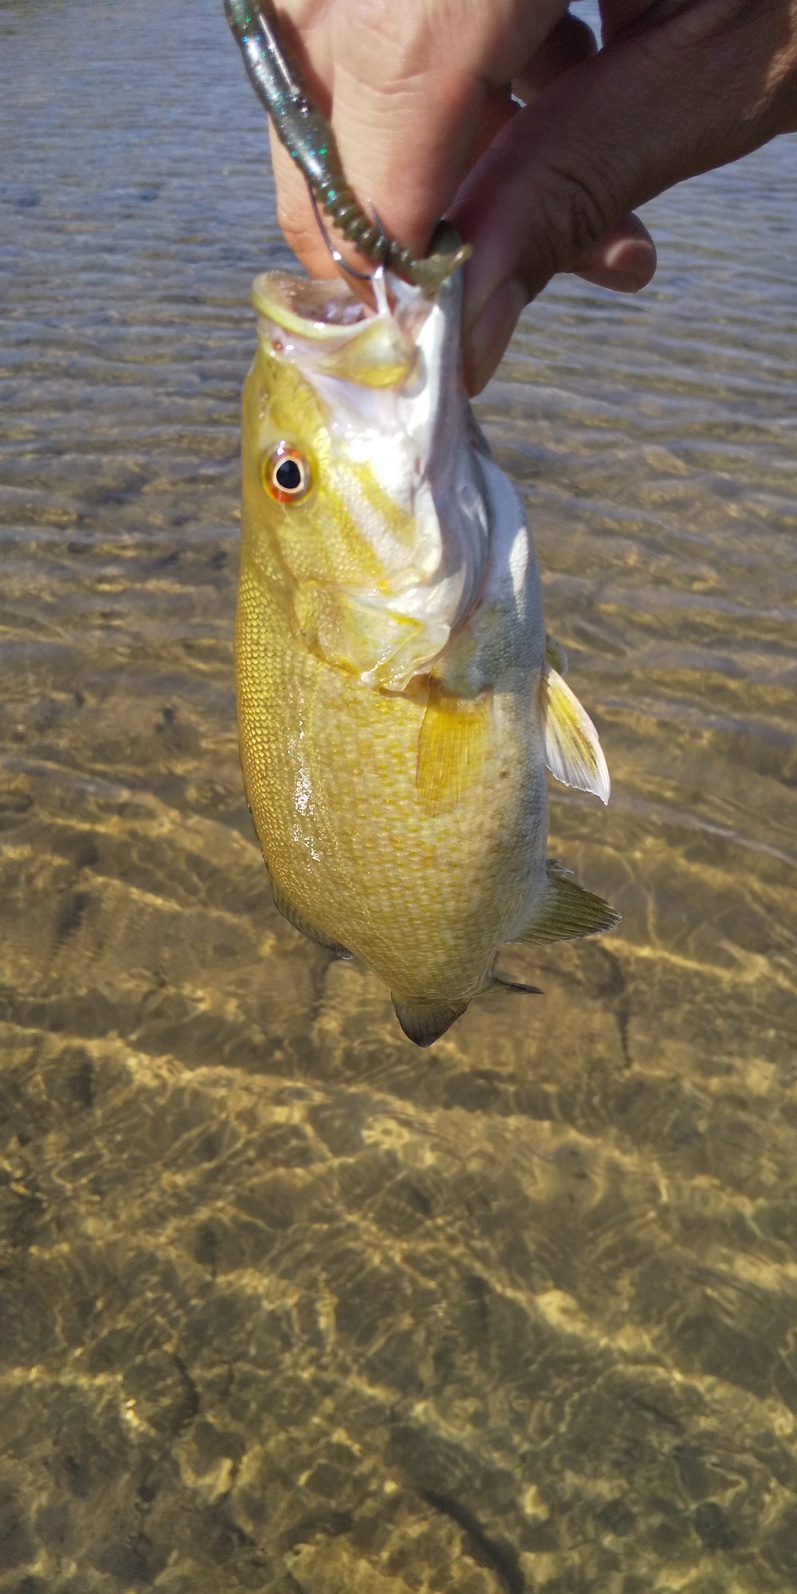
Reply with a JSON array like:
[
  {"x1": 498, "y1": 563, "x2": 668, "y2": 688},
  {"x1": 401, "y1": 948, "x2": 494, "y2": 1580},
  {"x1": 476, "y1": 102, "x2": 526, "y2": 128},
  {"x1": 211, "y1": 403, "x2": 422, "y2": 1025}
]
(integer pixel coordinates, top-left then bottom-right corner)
[{"x1": 235, "y1": 259, "x2": 618, "y2": 1046}]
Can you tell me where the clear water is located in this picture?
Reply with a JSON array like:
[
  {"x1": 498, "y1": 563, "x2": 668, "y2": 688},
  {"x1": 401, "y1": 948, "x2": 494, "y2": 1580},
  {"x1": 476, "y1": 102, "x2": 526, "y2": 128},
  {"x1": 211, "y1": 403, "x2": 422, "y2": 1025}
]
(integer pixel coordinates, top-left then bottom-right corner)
[{"x1": 1, "y1": 2, "x2": 796, "y2": 1590}]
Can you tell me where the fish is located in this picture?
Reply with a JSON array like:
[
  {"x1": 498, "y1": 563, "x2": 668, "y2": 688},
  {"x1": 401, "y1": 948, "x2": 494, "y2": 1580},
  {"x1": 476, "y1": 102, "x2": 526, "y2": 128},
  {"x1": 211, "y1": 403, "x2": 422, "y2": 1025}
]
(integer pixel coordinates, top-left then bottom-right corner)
[
  {"x1": 225, "y1": 0, "x2": 619, "y2": 1047},
  {"x1": 234, "y1": 253, "x2": 619, "y2": 1046}
]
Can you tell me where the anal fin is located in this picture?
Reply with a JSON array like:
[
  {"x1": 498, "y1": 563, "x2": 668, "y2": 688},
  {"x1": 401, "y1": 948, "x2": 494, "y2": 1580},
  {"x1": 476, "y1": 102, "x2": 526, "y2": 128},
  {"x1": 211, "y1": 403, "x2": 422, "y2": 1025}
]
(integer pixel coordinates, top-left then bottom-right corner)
[
  {"x1": 393, "y1": 996, "x2": 469, "y2": 1047},
  {"x1": 515, "y1": 859, "x2": 620, "y2": 946},
  {"x1": 271, "y1": 877, "x2": 353, "y2": 960}
]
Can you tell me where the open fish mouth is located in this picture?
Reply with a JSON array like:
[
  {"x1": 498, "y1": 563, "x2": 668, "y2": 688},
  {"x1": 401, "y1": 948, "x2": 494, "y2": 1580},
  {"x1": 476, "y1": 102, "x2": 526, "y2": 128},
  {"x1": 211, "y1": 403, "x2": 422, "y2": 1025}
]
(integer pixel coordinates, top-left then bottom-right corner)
[
  {"x1": 252, "y1": 270, "x2": 425, "y2": 392},
  {"x1": 252, "y1": 273, "x2": 372, "y2": 338},
  {"x1": 251, "y1": 229, "x2": 470, "y2": 390}
]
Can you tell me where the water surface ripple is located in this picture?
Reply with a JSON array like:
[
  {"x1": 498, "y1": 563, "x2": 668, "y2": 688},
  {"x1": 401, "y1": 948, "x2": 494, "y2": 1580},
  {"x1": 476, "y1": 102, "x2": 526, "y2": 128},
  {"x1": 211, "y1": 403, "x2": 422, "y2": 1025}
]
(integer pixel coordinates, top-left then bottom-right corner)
[{"x1": 1, "y1": 2, "x2": 797, "y2": 1591}]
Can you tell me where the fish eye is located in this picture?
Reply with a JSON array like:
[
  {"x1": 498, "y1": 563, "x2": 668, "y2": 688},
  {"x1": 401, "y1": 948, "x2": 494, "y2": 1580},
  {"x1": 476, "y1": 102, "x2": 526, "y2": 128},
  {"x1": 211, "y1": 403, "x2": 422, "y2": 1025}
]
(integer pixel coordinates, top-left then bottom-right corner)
[{"x1": 263, "y1": 444, "x2": 312, "y2": 504}]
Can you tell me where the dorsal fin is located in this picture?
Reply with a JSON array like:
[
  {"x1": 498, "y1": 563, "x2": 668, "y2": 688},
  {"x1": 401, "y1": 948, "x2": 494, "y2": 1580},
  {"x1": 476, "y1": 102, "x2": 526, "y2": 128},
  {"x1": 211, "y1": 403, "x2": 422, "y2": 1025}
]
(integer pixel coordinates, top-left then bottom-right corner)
[
  {"x1": 392, "y1": 996, "x2": 469, "y2": 1047},
  {"x1": 271, "y1": 877, "x2": 353, "y2": 959},
  {"x1": 540, "y1": 666, "x2": 610, "y2": 804},
  {"x1": 416, "y1": 681, "x2": 492, "y2": 816},
  {"x1": 514, "y1": 860, "x2": 620, "y2": 946}
]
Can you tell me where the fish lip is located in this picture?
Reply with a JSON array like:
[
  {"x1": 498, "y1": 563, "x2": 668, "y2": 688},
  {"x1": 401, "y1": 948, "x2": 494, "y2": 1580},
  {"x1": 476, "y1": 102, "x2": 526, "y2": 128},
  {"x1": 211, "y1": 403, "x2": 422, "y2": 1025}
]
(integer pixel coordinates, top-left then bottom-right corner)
[{"x1": 252, "y1": 271, "x2": 374, "y2": 342}]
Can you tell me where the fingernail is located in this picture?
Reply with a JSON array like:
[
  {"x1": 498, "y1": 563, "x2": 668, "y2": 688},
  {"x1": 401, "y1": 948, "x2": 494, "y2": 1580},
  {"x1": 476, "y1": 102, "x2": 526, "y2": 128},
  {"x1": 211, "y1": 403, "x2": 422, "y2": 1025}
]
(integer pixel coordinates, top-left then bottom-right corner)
[{"x1": 465, "y1": 277, "x2": 527, "y2": 394}]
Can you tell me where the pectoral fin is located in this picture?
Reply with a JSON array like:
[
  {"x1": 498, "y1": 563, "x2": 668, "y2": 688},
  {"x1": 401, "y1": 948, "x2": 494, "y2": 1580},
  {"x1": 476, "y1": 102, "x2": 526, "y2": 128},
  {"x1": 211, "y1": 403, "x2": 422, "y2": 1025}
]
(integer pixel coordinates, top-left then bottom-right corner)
[
  {"x1": 271, "y1": 877, "x2": 353, "y2": 960},
  {"x1": 515, "y1": 859, "x2": 620, "y2": 946},
  {"x1": 417, "y1": 681, "x2": 492, "y2": 815},
  {"x1": 540, "y1": 666, "x2": 610, "y2": 804},
  {"x1": 392, "y1": 996, "x2": 470, "y2": 1048}
]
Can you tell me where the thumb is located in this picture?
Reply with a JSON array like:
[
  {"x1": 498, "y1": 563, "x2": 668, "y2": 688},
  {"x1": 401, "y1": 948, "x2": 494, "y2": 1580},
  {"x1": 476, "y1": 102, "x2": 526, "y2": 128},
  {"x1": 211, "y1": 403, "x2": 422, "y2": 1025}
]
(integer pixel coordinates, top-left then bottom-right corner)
[{"x1": 454, "y1": 0, "x2": 797, "y2": 390}]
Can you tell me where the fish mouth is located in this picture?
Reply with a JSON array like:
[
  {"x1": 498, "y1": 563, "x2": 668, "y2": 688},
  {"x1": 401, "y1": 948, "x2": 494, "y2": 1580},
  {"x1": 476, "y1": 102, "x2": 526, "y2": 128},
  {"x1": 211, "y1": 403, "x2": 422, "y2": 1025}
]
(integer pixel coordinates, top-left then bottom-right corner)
[
  {"x1": 252, "y1": 221, "x2": 468, "y2": 342},
  {"x1": 252, "y1": 272, "x2": 371, "y2": 341},
  {"x1": 253, "y1": 270, "x2": 431, "y2": 390}
]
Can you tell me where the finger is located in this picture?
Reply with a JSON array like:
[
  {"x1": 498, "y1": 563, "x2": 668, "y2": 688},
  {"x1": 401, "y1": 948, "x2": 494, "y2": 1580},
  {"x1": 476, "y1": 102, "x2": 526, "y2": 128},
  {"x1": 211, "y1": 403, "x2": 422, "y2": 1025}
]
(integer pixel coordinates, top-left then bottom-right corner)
[
  {"x1": 271, "y1": 2, "x2": 592, "y2": 280},
  {"x1": 270, "y1": 0, "x2": 573, "y2": 276},
  {"x1": 571, "y1": 210, "x2": 656, "y2": 291},
  {"x1": 456, "y1": 0, "x2": 797, "y2": 391},
  {"x1": 513, "y1": 11, "x2": 597, "y2": 99},
  {"x1": 270, "y1": 83, "x2": 519, "y2": 281},
  {"x1": 270, "y1": 134, "x2": 339, "y2": 280},
  {"x1": 327, "y1": 0, "x2": 574, "y2": 254}
]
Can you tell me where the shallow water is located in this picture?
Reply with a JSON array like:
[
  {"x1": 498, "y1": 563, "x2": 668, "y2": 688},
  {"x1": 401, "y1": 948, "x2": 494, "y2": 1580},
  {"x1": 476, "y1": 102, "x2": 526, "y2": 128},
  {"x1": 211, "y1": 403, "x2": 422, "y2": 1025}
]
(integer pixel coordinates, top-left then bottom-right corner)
[{"x1": 1, "y1": 1, "x2": 797, "y2": 1590}]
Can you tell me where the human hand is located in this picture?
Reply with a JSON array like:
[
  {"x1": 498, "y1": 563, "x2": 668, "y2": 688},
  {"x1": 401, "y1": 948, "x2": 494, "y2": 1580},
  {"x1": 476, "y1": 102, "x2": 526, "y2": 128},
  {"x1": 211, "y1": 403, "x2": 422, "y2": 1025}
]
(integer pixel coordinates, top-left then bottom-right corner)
[
  {"x1": 263, "y1": 3, "x2": 656, "y2": 332},
  {"x1": 263, "y1": 0, "x2": 797, "y2": 391}
]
